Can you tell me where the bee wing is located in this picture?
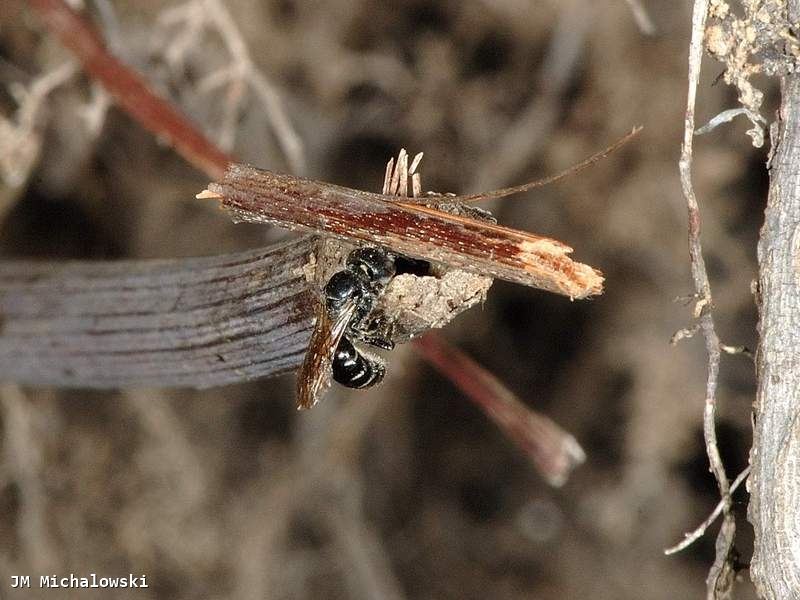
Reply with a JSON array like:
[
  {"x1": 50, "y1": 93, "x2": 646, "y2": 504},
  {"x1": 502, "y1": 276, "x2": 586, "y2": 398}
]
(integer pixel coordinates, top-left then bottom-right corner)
[{"x1": 296, "y1": 297, "x2": 358, "y2": 410}]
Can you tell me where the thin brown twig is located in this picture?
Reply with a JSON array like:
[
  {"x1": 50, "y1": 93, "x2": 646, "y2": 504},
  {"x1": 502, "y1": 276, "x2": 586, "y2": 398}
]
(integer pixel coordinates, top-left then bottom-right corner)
[
  {"x1": 28, "y1": 0, "x2": 231, "y2": 179},
  {"x1": 678, "y1": 0, "x2": 734, "y2": 596},
  {"x1": 415, "y1": 333, "x2": 585, "y2": 486}
]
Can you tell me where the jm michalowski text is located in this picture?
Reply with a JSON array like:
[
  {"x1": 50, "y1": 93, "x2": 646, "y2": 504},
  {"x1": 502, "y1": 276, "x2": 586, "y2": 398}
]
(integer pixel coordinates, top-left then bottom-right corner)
[{"x1": 11, "y1": 574, "x2": 148, "y2": 588}]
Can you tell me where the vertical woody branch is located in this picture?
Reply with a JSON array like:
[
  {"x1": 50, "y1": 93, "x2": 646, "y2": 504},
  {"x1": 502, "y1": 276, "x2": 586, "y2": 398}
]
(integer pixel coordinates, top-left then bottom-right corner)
[{"x1": 748, "y1": 72, "x2": 800, "y2": 599}]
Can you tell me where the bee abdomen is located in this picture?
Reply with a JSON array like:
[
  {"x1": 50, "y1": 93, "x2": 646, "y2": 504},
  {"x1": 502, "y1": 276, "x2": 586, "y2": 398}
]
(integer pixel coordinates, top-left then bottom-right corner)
[{"x1": 332, "y1": 337, "x2": 385, "y2": 389}]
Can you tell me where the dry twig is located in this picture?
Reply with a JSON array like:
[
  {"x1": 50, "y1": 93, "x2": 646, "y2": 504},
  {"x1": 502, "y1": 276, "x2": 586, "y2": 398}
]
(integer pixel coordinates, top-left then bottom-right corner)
[
  {"x1": 416, "y1": 333, "x2": 585, "y2": 486},
  {"x1": 28, "y1": 0, "x2": 231, "y2": 179},
  {"x1": 677, "y1": 1, "x2": 735, "y2": 597},
  {"x1": 199, "y1": 165, "x2": 604, "y2": 297},
  {"x1": 156, "y1": 0, "x2": 305, "y2": 172},
  {"x1": 665, "y1": 465, "x2": 750, "y2": 556}
]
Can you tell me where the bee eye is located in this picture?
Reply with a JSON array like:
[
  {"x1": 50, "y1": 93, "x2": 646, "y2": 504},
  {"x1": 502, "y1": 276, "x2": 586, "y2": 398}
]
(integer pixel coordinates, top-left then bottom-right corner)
[{"x1": 347, "y1": 247, "x2": 395, "y2": 285}]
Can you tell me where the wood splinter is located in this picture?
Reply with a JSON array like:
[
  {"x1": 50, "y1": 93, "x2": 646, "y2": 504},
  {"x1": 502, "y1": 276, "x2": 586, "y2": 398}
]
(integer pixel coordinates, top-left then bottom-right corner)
[
  {"x1": 198, "y1": 128, "x2": 644, "y2": 298},
  {"x1": 198, "y1": 167, "x2": 605, "y2": 299}
]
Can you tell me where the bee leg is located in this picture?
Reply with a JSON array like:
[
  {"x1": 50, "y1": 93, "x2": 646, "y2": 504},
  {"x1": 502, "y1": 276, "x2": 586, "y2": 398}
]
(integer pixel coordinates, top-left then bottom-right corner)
[{"x1": 332, "y1": 337, "x2": 386, "y2": 389}]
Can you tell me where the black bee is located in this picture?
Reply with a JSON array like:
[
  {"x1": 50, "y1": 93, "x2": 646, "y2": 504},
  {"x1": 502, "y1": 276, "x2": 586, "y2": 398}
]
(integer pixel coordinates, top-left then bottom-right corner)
[
  {"x1": 297, "y1": 246, "x2": 401, "y2": 409},
  {"x1": 326, "y1": 247, "x2": 397, "y2": 380}
]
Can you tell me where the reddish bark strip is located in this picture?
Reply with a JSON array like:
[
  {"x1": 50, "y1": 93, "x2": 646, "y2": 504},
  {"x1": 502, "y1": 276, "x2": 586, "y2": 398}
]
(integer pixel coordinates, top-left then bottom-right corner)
[
  {"x1": 28, "y1": 0, "x2": 231, "y2": 179},
  {"x1": 415, "y1": 333, "x2": 584, "y2": 486},
  {"x1": 204, "y1": 165, "x2": 604, "y2": 298}
]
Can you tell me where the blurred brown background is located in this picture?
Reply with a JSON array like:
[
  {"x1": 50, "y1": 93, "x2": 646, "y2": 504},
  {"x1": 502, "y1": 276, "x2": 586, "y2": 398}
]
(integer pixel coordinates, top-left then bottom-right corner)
[{"x1": 0, "y1": 0, "x2": 769, "y2": 598}]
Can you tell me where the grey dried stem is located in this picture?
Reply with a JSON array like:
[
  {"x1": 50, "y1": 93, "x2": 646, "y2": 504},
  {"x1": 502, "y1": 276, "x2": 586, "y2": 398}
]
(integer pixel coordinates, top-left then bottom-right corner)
[
  {"x1": 0, "y1": 239, "x2": 317, "y2": 388},
  {"x1": 156, "y1": 0, "x2": 306, "y2": 172},
  {"x1": 664, "y1": 465, "x2": 750, "y2": 556},
  {"x1": 0, "y1": 61, "x2": 77, "y2": 188},
  {"x1": 678, "y1": 1, "x2": 735, "y2": 597}
]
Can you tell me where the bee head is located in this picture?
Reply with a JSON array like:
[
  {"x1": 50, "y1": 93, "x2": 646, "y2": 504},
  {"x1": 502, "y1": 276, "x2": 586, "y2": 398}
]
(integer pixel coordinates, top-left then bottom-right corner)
[{"x1": 346, "y1": 247, "x2": 396, "y2": 287}]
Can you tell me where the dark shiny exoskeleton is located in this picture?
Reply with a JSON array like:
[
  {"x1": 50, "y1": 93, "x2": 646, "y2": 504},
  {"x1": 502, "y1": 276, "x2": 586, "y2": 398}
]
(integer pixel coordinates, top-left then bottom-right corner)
[
  {"x1": 324, "y1": 247, "x2": 397, "y2": 389},
  {"x1": 331, "y1": 336, "x2": 384, "y2": 389}
]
